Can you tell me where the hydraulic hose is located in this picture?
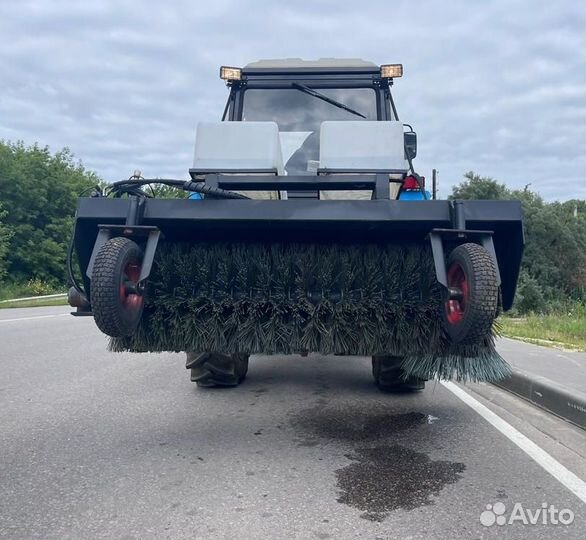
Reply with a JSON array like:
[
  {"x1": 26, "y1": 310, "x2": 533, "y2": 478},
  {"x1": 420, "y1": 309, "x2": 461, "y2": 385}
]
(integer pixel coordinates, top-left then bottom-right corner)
[{"x1": 107, "y1": 178, "x2": 249, "y2": 200}]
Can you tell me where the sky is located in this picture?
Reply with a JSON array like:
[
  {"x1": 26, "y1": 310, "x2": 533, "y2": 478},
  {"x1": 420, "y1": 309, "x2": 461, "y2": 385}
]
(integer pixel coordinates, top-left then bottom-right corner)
[{"x1": 0, "y1": 0, "x2": 584, "y2": 201}]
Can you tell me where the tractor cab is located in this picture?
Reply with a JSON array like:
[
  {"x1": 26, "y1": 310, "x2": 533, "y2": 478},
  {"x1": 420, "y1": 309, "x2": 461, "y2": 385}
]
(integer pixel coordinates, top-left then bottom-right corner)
[{"x1": 213, "y1": 59, "x2": 421, "y2": 199}]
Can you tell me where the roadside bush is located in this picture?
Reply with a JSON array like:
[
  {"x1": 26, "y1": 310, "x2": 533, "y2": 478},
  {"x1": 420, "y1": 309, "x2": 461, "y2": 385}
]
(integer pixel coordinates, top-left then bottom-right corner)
[
  {"x1": 513, "y1": 271, "x2": 547, "y2": 314},
  {"x1": 25, "y1": 278, "x2": 55, "y2": 296}
]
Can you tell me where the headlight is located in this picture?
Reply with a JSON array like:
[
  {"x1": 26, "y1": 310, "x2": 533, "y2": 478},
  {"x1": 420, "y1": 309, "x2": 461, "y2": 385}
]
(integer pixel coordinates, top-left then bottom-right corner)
[
  {"x1": 380, "y1": 64, "x2": 403, "y2": 79},
  {"x1": 219, "y1": 66, "x2": 242, "y2": 81}
]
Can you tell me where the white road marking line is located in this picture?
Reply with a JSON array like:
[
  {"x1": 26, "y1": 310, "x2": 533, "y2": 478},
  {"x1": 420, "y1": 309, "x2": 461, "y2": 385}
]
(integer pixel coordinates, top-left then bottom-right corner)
[
  {"x1": 441, "y1": 380, "x2": 586, "y2": 505},
  {"x1": 0, "y1": 314, "x2": 69, "y2": 323}
]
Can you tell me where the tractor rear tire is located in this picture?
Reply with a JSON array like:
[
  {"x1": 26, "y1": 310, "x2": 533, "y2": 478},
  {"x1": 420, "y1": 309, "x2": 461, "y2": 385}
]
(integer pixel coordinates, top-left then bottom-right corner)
[
  {"x1": 187, "y1": 352, "x2": 249, "y2": 388},
  {"x1": 372, "y1": 355, "x2": 425, "y2": 392},
  {"x1": 443, "y1": 243, "x2": 499, "y2": 345},
  {"x1": 91, "y1": 237, "x2": 144, "y2": 337}
]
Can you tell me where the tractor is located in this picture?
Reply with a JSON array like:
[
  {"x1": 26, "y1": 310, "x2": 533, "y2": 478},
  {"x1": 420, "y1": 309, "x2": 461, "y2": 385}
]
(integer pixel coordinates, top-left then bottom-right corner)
[{"x1": 68, "y1": 59, "x2": 524, "y2": 391}]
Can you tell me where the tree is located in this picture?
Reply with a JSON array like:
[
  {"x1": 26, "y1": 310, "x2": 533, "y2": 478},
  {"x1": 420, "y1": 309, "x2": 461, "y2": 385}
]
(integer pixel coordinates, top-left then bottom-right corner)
[
  {"x1": 0, "y1": 201, "x2": 13, "y2": 282},
  {"x1": 0, "y1": 141, "x2": 100, "y2": 284},
  {"x1": 148, "y1": 184, "x2": 188, "y2": 199},
  {"x1": 449, "y1": 171, "x2": 509, "y2": 200}
]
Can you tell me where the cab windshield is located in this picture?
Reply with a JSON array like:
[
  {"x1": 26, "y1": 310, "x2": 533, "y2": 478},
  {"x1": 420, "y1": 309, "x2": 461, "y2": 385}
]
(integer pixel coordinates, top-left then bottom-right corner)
[{"x1": 242, "y1": 87, "x2": 378, "y2": 174}]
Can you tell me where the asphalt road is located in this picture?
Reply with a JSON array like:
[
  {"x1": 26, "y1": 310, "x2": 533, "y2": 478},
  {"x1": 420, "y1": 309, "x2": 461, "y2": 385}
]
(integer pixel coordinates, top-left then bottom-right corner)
[
  {"x1": 496, "y1": 337, "x2": 586, "y2": 394},
  {"x1": 1, "y1": 306, "x2": 585, "y2": 540}
]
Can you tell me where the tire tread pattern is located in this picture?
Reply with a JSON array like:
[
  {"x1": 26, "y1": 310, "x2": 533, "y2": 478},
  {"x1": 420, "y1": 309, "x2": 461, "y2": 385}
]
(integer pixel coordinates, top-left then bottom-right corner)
[
  {"x1": 188, "y1": 353, "x2": 249, "y2": 387},
  {"x1": 445, "y1": 242, "x2": 498, "y2": 345},
  {"x1": 91, "y1": 237, "x2": 143, "y2": 337}
]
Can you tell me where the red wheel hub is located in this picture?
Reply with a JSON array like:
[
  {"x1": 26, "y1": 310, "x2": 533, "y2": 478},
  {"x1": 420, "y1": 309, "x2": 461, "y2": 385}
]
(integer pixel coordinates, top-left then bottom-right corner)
[
  {"x1": 445, "y1": 262, "x2": 468, "y2": 325},
  {"x1": 119, "y1": 259, "x2": 143, "y2": 311}
]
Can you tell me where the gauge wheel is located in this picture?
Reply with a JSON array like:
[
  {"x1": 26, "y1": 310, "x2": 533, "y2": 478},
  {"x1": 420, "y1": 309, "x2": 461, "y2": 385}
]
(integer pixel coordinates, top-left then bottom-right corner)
[
  {"x1": 443, "y1": 242, "x2": 499, "y2": 345},
  {"x1": 90, "y1": 237, "x2": 144, "y2": 337}
]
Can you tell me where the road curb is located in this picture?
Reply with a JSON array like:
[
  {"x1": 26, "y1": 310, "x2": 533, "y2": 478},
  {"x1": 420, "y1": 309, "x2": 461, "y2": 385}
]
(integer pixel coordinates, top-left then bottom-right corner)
[
  {"x1": 502, "y1": 334, "x2": 583, "y2": 352},
  {"x1": 493, "y1": 369, "x2": 586, "y2": 430}
]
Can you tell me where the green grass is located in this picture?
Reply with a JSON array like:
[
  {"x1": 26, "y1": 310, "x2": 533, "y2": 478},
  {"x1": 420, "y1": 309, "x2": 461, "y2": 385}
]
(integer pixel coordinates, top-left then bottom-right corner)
[
  {"x1": 498, "y1": 313, "x2": 586, "y2": 351},
  {"x1": 0, "y1": 279, "x2": 67, "y2": 308},
  {"x1": 0, "y1": 280, "x2": 65, "y2": 301},
  {"x1": 0, "y1": 296, "x2": 68, "y2": 309}
]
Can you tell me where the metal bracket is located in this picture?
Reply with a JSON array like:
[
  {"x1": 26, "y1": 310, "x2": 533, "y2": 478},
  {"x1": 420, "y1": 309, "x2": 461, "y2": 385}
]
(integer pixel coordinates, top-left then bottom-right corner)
[
  {"x1": 126, "y1": 195, "x2": 146, "y2": 226},
  {"x1": 428, "y1": 228, "x2": 501, "y2": 288},
  {"x1": 138, "y1": 229, "x2": 161, "y2": 282},
  {"x1": 451, "y1": 199, "x2": 466, "y2": 230},
  {"x1": 86, "y1": 228, "x2": 110, "y2": 279},
  {"x1": 429, "y1": 230, "x2": 448, "y2": 288},
  {"x1": 86, "y1": 225, "x2": 162, "y2": 283}
]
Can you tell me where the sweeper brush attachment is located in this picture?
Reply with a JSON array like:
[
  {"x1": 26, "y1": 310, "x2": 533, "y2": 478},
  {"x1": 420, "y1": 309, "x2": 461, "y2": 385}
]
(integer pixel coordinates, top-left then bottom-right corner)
[
  {"x1": 68, "y1": 181, "x2": 524, "y2": 386},
  {"x1": 104, "y1": 241, "x2": 512, "y2": 382},
  {"x1": 67, "y1": 58, "x2": 525, "y2": 387}
]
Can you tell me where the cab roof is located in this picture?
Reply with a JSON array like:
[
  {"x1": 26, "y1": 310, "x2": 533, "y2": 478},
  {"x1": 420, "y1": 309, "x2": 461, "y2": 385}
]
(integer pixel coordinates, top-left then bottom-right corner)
[{"x1": 242, "y1": 58, "x2": 380, "y2": 75}]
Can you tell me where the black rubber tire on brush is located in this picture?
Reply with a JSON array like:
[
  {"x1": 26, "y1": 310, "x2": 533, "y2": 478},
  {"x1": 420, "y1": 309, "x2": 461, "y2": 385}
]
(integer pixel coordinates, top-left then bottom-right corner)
[
  {"x1": 90, "y1": 237, "x2": 144, "y2": 338},
  {"x1": 372, "y1": 355, "x2": 425, "y2": 392},
  {"x1": 442, "y1": 243, "x2": 499, "y2": 345},
  {"x1": 187, "y1": 352, "x2": 249, "y2": 388}
]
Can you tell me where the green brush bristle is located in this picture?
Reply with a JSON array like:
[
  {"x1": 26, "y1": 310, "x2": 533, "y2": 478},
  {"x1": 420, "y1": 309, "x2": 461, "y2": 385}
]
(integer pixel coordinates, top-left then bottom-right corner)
[
  {"x1": 109, "y1": 241, "x2": 509, "y2": 382},
  {"x1": 399, "y1": 341, "x2": 512, "y2": 383}
]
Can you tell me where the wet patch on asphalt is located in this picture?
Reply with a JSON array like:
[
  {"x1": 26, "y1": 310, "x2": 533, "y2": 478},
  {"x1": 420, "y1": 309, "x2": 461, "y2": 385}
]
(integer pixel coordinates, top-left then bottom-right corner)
[
  {"x1": 292, "y1": 406, "x2": 427, "y2": 443},
  {"x1": 292, "y1": 404, "x2": 466, "y2": 520},
  {"x1": 336, "y1": 445, "x2": 465, "y2": 521}
]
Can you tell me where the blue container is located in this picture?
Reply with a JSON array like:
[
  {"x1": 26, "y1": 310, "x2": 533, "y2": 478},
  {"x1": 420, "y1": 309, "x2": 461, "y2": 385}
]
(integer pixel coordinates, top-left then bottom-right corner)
[{"x1": 399, "y1": 190, "x2": 431, "y2": 201}]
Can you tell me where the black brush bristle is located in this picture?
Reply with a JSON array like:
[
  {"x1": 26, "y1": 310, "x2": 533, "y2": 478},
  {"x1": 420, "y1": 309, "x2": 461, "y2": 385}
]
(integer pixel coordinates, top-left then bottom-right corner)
[{"x1": 109, "y1": 241, "x2": 509, "y2": 382}]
